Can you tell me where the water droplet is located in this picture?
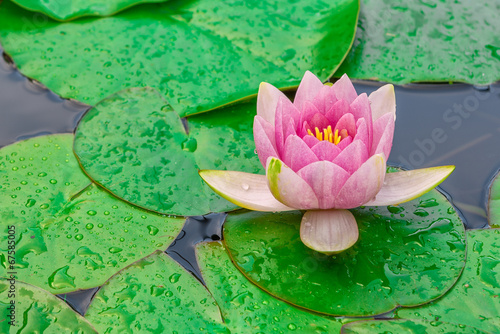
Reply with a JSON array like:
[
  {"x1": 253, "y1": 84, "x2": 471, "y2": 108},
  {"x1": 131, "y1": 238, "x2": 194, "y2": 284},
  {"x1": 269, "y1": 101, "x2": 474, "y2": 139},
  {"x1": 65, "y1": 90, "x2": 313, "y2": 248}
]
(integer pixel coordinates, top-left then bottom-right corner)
[
  {"x1": 85, "y1": 223, "x2": 94, "y2": 230},
  {"x1": 75, "y1": 234, "x2": 84, "y2": 241},
  {"x1": 181, "y1": 138, "x2": 197, "y2": 152},
  {"x1": 38, "y1": 172, "x2": 47, "y2": 177},
  {"x1": 241, "y1": 183, "x2": 250, "y2": 191},
  {"x1": 147, "y1": 225, "x2": 159, "y2": 236},
  {"x1": 287, "y1": 323, "x2": 297, "y2": 331},
  {"x1": 413, "y1": 208, "x2": 429, "y2": 217},
  {"x1": 48, "y1": 266, "x2": 76, "y2": 289},
  {"x1": 109, "y1": 247, "x2": 123, "y2": 254},
  {"x1": 87, "y1": 210, "x2": 97, "y2": 216},
  {"x1": 49, "y1": 179, "x2": 57, "y2": 184},
  {"x1": 387, "y1": 205, "x2": 404, "y2": 214},
  {"x1": 25, "y1": 199, "x2": 36, "y2": 207},
  {"x1": 169, "y1": 273, "x2": 181, "y2": 283}
]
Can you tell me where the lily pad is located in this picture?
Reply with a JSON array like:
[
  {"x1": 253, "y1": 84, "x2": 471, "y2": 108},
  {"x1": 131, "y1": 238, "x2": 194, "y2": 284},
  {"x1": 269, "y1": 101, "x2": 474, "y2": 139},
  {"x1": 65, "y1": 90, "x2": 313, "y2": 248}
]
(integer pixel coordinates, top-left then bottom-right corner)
[
  {"x1": 0, "y1": 0, "x2": 359, "y2": 116},
  {"x1": 0, "y1": 279, "x2": 97, "y2": 333},
  {"x1": 223, "y1": 188, "x2": 466, "y2": 317},
  {"x1": 9, "y1": 0, "x2": 168, "y2": 21},
  {"x1": 85, "y1": 250, "x2": 229, "y2": 333},
  {"x1": 335, "y1": 0, "x2": 500, "y2": 85},
  {"x1": 74, "y1": 87, "x2": 262, "y2": 216},
  {"x1": 341, "y1": 319, "x2": 487, "y2": 334},
  {"x1": 197, "y1": 241, "x2": 347, "y2": 333},
  {"x1": 396, "y1": 229, "x2": 500, "y2": 333},
  {"x1": 0, "y1": 134, "x2": 184, "y2": 293},
  {"x1": 488, "y1": 170, "x2": 500, "y2": 227}
]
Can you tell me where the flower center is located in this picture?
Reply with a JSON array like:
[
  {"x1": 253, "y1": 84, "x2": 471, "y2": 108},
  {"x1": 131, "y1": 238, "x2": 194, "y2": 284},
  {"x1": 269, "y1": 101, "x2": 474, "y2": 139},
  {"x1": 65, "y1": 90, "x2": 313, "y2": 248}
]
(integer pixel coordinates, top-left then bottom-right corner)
[{"x1": 307, "y1": 125, "x2": 348, "y2": 145}]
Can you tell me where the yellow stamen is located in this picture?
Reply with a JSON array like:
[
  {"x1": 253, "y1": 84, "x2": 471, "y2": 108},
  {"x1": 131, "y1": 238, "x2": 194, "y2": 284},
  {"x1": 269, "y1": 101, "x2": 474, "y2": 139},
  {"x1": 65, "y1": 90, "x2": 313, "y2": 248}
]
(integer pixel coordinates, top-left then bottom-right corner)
[{"x1": 307, "y1": 125, "x2": 347, "y2": 145}]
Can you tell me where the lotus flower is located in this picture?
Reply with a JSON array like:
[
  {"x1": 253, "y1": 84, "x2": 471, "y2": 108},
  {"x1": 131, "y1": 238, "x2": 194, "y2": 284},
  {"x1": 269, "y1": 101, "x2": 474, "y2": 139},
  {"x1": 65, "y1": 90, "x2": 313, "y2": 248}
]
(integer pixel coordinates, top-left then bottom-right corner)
[{"x1": 200, "y1": 71, "x2": 454, "y2": 254}]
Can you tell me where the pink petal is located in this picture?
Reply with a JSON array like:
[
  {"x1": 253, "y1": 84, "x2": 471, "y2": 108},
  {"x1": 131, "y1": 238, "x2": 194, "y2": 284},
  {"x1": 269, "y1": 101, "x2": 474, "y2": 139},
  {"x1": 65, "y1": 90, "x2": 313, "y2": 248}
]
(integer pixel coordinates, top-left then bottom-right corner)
[
  {"x1": 334, "y1": 154, "x2": 386, "y2": 208},
  {"x1": 302, "y1": 134, "x2": 319, "y2": 148},
  {"x1": 336, "y1": 136, "x2": 353, "y2": 150},
  {"x1": 199, "y1": 170, "x2": 294, "y2": 212},
  {"x1": 325, "y1": 99, "x2": 349, "y2": 125},
  {"x1": 332, "y1": 74, "x2": 358, "y2": 104},
  {"x1": 368, "y1": 84, "x2": 396, "y2": 121},
  {"x1": 275, "y1": 97, "x2": 300, "y2": 156},
  {"x1": 334, "y1": 113, "x2": 357, "y2": 137},
  {"x1": 354, "y1": 118, "x2": 370, "y2": 151},
  {"x1": 294, "y1": 71, "x2": 324, "y2": 110},
  {"x1": 371, "y1": 112, "x2": 395, "y2": 158},
  {"x1": 308, "y1": 112, "x2": 330, "y2": 131},
  {"x1": 266, "y1": 157, "x2": 319, "y2": 209},
  {"x1": 311, "y1": 140, "x2": 342, "y2": 161},
  {"x1": 300, "y1": 209, "x2": 359, "y2": 254},
  {"x1": 350, "y1": 93, "x2": 373, "y2": 146},
  {"x1": 283, "y1": 135, "x2": 319, "y2": 172},
  {"x1": 297, "y1": 161, "x2": 350, "y2": 209},
  {"x1": 299, "y1": 101, "x2": 322, "y2": 135},
  {"x1": 284, "y1": 117, "x2": 297, "y2": 141},
  {"x1": 257, "y1": 82, "x2": 288, "y2": 126},
  {"x1": 365, "y1": 166, "x2": 455, "y2": 206},
  {"x1": 312, "y1": 85, "x2": 337, "y2": 113},
  {"x1": 254, "y1": 116, "x2": 278, "y2": 166},
  {"x1": 332, "y1": 140, "x2": 369, "y2": 175}
]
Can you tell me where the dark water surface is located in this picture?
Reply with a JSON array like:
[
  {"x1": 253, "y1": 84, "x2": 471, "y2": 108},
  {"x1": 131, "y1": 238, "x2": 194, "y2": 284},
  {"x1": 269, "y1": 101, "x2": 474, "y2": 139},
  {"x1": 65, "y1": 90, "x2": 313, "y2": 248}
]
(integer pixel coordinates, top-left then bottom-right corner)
[{"x1": 1, "y1": 47, "x2": 499, "y2": 314}]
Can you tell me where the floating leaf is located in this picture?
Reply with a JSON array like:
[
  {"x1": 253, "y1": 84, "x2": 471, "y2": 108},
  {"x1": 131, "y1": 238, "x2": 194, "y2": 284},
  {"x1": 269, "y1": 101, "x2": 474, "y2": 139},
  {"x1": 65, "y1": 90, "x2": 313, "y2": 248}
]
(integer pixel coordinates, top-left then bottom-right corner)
[
  {"x1": 0, "y1": 134, "x2": 184, "y2": 293},
  {"x1": 0, "y1": 279, "x2": 97, "y2": 333},
  {"x1": 10, "y1": 0, "x2": 168, "y2": 21},
  {"x1": 223, "y1": 188, "x2": 466, "y2": 317},
  {"x1": 85, "y1": 251, "x2": 229, "y2": 333},
  {"x1": 488, "y1": 170, "x2": 500, "y2": 227},
  {"x1": 74, "y1": 88, "x2": 262, "y2": 216},
  {"x1": 86, "y1": 243, "x2": 349, "y2": 333},
  {"x1": 197, "y1": 241, "x2": 348, "y2": 333},
  {"x1": 341, "y1": 319, "x2": 487, "y2": 334},
  {"x1": 396, "y1": 229, "x2": 500, "y2": 333},
  {"x1": 336, "y1": 0, "x2": 500, "y2": 85},
  {"x1": 0, "y1": 0, "x2": 359, "y2": 116}
]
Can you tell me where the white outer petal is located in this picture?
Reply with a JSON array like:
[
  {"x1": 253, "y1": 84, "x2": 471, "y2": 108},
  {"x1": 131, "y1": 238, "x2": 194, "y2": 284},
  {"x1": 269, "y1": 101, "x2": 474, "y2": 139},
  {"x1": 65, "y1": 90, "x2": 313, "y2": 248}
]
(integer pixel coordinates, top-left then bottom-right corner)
[
  {"x1": 199, "y1": 170, "x2": 294, "y2": 212},
  {"x1": 364, "y1": 166, "x2": 455, "y2": 206}
]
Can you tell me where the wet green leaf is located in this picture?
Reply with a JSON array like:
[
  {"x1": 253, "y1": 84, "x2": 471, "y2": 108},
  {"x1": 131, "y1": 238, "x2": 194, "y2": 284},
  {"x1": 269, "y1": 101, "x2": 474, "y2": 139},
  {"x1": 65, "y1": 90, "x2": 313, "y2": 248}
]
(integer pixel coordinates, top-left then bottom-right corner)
[
  {"x1": 396, "y1": 229, "x2": 500, "y2": 333},
  {"x1": 0, "y1": 0, "x2": 359, "y2": 116},
  {"x1": 0, "y1": 134, "x2": 184, "y2": 293},
  {"x1": 197, "y1": 241, "x2": 348, "y2": 333},
  {"x1": 85, "y1": 251, "x2": 229, "y2": 333},
  {"x1": 10, "y1": 0, "x2": 168, "y2": 21},
  {"x1": 74, "y1": 88, "x2": 263, "y2": 216},
  {"x1": 223, "y1": 189, "x2": 466, "y2": 317},
  {"x1": 335, "y1": 0, "x2": 500, "y2": 85},
  {"x1": 488, "y1": 170, "x2": 500, "y2": 227},
  {"x1": 0, "y1": 279, "x2": 97, "y2": 333},
  {"x1": 341, "y1": 319, "x2": 487, "y2": 334}
]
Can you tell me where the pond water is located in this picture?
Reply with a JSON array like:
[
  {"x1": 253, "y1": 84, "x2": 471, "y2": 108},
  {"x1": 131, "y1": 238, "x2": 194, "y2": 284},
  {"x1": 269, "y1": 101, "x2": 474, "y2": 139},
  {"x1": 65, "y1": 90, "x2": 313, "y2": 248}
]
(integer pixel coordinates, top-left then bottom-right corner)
[{"x1": 1, "y1": 47, "x2": 499, "y2": 314}]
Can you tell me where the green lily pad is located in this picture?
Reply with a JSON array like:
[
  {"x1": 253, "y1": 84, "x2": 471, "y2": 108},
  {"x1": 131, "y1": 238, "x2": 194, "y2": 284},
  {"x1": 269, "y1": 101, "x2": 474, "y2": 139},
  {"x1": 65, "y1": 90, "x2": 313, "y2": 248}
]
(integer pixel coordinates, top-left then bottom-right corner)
[
  {"x1": 341, "y1": 319, "x2": 487, "y2": 334},
  {"x1": 223, "y1": 189, "x2": 466, "y2": 317},
  {"x1": 197, "y1": 241, "x2": 348, "y2": 333},
  {"x1": 488, "y1": 170, "x2": 500, "y2": 227},
  {"x1": 0, "y1": 279, "x2": 97, "y2": 333},
  {"x1": 335, "y1": 0, "x2": 500, "y2": 85},
  {"x1": 74, "y1": 87, "x2": 263, "y2": 216},
  {"x1": 10, "y1": 0, "x2": 168, "y2": 21},
  {"x1": 85, "y1": 241, "x2": 348, "y2": 333},
  {"x1": 0, "y1": 0, "x2": 359, "y2": 116},
  {"x1": 85, "y1": 250, "x2": 229, "y2": 333},
  {"x1": 396, "y1": 229, "x2": 500, "y2": 333},
  {"x1": 0, "y1": 134, "x2": 184, "y2": 293}
]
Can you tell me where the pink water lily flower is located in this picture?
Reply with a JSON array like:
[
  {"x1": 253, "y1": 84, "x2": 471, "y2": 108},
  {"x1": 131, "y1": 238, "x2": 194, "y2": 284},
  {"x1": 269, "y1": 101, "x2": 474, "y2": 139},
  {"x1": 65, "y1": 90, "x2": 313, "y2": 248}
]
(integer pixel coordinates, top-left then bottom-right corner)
[{"x1": 200, "y1": 71, "x2": 454, "y2": 254}]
